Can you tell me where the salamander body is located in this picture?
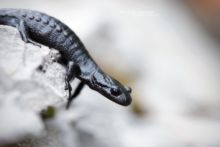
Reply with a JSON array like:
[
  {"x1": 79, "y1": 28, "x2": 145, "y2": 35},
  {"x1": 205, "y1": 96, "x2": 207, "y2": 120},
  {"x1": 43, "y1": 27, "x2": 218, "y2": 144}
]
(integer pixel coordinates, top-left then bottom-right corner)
[{"x1": 0, "y1": 8, "x2": 132, "y2": 108}]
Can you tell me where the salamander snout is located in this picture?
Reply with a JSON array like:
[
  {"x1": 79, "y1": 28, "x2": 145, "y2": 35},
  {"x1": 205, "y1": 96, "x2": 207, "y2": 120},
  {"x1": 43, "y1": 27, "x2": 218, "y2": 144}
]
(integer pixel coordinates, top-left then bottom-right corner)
[{"x1": 124, "y1": 86, "x2": 132, "y2": 93}]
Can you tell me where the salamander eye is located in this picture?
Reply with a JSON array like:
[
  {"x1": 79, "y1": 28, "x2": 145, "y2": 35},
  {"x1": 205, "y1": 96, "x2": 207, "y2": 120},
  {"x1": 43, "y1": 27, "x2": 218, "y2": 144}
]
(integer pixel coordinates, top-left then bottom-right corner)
[{"x1": 110, "y1": 88, "x2": 121, "y2": 96}]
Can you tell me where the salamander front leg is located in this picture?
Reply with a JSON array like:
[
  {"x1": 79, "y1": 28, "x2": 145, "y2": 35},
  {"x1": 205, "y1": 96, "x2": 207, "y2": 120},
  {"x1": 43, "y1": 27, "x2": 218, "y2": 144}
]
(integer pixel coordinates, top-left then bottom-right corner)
[
  {"x1": 66, "y1": 82, "x2": 85, "y2": 109},
  {"x1": 17, "y1": 20, "x2": 41, "y2": 47},
  {"x1": 64, "y1": 61, "x2": 81, "y2": 108}
]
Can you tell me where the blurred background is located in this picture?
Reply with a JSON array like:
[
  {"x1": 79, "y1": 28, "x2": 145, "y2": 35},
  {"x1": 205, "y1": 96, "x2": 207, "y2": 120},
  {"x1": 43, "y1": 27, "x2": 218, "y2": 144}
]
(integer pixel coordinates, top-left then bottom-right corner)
[{"x1": 1, "y1": 0, "x2": 220, "y2": 147}]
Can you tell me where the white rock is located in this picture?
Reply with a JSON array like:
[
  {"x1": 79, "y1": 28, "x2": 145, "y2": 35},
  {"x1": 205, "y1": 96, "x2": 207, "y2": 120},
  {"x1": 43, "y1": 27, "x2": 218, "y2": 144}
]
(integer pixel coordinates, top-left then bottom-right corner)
[{"x1": 0, "y1": 26, "x2": 68, "y2": 146}]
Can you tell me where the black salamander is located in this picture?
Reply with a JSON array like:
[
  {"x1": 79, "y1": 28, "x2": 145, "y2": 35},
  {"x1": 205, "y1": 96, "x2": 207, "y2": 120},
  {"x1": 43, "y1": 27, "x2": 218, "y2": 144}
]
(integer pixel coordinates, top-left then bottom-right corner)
[{"x1": 0, "y1": 8, "x2": 132, "y2": 109}]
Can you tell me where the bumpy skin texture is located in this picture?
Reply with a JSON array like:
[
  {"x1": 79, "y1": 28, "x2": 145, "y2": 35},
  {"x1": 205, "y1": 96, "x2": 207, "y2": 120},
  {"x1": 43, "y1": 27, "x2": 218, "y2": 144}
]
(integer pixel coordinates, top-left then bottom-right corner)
[{"x1": 0, "y1": 8, "x2": 132, "y2": 108}]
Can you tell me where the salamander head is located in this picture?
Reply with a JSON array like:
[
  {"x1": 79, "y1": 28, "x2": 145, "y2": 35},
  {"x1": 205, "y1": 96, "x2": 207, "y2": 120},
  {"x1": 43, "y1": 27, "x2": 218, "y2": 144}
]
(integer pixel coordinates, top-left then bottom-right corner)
[{"x1": 89, "y1": 70, "x2": 132, "y2": 106}]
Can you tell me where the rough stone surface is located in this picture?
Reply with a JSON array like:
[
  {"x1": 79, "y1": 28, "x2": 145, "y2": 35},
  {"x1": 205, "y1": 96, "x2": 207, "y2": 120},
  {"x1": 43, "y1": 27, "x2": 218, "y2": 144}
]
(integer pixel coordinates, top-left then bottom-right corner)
[
  {"x1": 0, "y1": 25, "x2": 69, "y2": 146},
  {"x1": 0, "y1": 26, "x2": 67, "y2": 110}
]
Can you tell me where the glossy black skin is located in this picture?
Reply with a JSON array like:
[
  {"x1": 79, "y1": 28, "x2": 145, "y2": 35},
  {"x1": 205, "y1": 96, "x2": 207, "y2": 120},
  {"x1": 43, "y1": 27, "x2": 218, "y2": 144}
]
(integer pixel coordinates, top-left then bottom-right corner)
[{"x1": 0, "y1": 8, "x2": 132, "y2": 108}]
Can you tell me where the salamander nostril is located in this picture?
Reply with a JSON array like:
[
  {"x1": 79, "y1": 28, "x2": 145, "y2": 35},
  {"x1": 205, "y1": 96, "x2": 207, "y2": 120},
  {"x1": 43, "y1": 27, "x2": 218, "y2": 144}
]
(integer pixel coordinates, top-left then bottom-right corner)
[
  {"x1": 125, "y1": 86, "x2": 132, "y2": 93},
  {"x1": 110, "y1": 88, "x2": 121, "y2": 96}
]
